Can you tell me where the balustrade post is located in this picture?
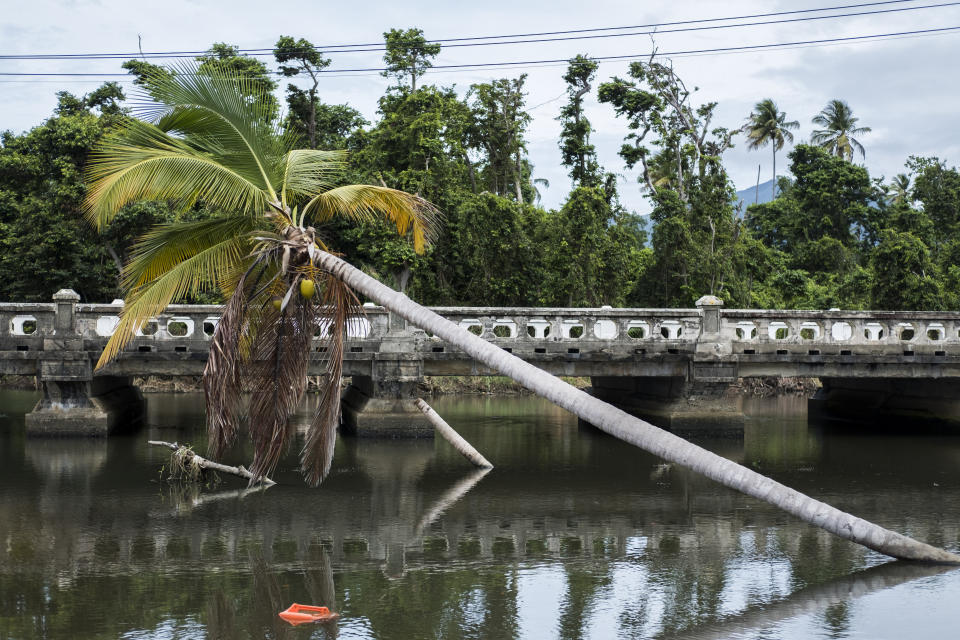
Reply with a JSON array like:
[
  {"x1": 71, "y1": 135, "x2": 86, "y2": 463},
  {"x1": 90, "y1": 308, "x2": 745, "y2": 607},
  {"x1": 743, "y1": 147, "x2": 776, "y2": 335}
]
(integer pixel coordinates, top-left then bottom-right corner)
[{"x1": 52, "y1": 288, "x2": 80, "y2": 336}]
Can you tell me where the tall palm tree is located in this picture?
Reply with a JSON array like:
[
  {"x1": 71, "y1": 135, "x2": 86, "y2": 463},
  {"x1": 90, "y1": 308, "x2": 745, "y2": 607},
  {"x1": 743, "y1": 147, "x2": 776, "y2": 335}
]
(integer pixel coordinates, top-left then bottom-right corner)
[
  {"x1": 811, "y1": 99, "x2": 872, "y2": 161},
  {"x1": 84, "y1": 64, "x2": 438, "y2": 485},
  {"x1": 742, "y1": 99, "x2": 799, "y2": 198},
  {"x1": 889, "y1": 173, "x2": 911, "y2": 205},
  {"x1": 86, "y1": 65, "x2": 959, "y2": 564}
]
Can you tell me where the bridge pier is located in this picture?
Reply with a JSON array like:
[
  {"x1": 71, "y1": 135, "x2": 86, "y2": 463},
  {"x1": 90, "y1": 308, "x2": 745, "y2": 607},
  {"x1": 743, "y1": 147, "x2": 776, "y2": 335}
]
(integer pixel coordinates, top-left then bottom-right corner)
[
  {"x1": 341, "y1": 312, "x2": 433, "y2": 438},
  {"x1": 810, "y1": 378, "x2": 960, "y2": 430},
  {"x1": 23, "y1": 290, "x2": 145, "y2": 436},
  {"x1": 587, "y1": 376, "x2": 744, "y2": 436}
]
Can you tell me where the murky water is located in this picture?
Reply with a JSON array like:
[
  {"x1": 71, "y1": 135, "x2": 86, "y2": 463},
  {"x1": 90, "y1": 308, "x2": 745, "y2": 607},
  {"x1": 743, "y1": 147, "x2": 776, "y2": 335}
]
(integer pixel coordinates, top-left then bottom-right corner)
[{"x1": 1, "y1": 390, "x2": 959, "y2": 639}]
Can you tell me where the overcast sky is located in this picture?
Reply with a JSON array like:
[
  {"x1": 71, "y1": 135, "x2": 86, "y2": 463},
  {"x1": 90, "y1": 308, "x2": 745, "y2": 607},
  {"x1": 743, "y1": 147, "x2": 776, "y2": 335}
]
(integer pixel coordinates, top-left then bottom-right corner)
[{"x1": 3, "y1": 0, "x2": 959, "y2": 212}]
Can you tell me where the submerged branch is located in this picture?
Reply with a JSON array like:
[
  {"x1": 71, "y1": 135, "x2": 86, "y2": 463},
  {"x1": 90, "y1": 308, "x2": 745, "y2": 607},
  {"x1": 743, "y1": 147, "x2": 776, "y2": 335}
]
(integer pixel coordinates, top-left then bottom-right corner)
[{"x1": 148, "y1": 440, "x2": 277, "y2": 486}]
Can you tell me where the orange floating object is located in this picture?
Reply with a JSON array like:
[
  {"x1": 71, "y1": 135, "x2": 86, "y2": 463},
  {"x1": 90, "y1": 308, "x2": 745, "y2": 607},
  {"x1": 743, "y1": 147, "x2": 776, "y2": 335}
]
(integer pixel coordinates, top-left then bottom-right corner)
[{"x1": 278, "y1": 603, "x2": 340, "y2": 626}]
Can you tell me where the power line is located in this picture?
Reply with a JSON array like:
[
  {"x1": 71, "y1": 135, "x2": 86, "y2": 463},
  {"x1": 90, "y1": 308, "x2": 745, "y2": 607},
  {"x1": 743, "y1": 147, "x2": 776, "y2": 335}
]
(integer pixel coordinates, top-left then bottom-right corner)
[
  {"x1": 0, "y1": 25, "x2": 957, "y2": 79},
  {"x1": 0, "y1": 0, "x2": 945, "y2": 61}
]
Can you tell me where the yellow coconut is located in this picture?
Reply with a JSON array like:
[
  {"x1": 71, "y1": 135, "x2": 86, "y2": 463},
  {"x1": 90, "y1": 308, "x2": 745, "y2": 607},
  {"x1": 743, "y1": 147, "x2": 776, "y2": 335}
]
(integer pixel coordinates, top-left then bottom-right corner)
[{"x1": 300, "y1": 279, "x2": 316, "y2": 299}]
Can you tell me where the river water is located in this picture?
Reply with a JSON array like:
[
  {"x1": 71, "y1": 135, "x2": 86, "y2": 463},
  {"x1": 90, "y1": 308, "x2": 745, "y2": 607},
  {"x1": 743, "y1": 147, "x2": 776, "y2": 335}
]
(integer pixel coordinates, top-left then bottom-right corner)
[{"x1": 1, "y1": 390, "x2": 959, "y2": 639}]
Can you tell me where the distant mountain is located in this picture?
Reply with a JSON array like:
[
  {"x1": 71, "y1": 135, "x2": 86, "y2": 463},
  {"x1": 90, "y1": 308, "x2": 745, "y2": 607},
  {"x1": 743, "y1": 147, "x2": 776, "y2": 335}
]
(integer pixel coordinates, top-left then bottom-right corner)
[{"x1": 735, "y1": 178, "x2": 776, "y2": 214}]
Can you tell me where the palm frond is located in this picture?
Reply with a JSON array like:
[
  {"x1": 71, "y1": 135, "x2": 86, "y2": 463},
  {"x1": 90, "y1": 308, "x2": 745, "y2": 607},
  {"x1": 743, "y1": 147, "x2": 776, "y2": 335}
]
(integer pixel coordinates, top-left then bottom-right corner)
[
  {"x1": 301, "y1": 275, "x2": 362, "y2": 486},
  {"x1": 205, "y1": 260, "x2": 271, "y2": 459},
  {"x1": 122, "y1": 215, "x2": 259, "y2": 291},
  {"x1": 245, "y1": 293, "x2": 316, "y2": 483},
  {"x1": 96, "y1": 234, "x2": 250, "y2": 368},
  {"x1": 84, "y1": 121, "x2": 271, "y2": 228},
  {"x1": 302, "y1": 184, "x2": 441, "y2": 252},
  {"x1": 280, "y1": 149, "x2": 348, "y2": 208},
  {"x1": 133, "y1": 62, "x2": 287, "y2": 200}
]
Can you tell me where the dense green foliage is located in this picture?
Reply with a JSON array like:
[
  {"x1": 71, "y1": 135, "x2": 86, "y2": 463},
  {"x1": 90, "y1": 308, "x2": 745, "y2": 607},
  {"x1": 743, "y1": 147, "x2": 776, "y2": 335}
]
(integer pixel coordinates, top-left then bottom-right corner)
[{"x1": 1, "y1": 35, "x2": 956, "y2": 310}]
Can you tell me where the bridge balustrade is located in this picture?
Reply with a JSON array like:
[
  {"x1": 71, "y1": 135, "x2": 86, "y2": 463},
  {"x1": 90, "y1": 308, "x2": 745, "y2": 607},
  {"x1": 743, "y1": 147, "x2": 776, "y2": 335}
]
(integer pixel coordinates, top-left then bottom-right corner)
[{"x1": 721, "y1": 310, "x2": 960, "y2": 356}]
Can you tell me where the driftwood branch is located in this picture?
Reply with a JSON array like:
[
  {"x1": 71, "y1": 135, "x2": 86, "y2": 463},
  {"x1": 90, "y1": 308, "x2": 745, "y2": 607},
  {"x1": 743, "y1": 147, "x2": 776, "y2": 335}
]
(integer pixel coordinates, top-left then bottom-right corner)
[
  {"x1": 148, "y1": 440, "x2": 277, "y2": 486},
  {"x1": 415, "y1": 398, "x2": 493, "y2": 468}
]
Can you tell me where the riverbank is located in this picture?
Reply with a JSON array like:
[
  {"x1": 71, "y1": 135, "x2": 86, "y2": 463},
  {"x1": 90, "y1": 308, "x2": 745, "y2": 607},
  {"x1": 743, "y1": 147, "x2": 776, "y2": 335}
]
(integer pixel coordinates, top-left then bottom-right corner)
[{"x1": 1, "y1": 373, "x2": 819, "y2": 397}]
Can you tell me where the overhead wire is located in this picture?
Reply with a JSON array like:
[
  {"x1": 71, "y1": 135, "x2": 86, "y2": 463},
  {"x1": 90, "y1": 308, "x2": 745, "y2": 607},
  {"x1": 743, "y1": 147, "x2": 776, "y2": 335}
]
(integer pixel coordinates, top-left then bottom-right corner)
[
  {"x1": 1, "y1": 24, "x2": 957, "y2": 80},
  {"x1": 0, "y1": 0, "x2": 947, "y2": 60}
]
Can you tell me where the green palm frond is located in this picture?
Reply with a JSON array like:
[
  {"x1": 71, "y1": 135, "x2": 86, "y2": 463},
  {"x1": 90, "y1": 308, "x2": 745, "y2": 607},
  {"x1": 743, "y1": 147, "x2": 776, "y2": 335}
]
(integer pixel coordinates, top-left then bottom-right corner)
[
  {"x1": 97, "y1": 233, "x2": 252, "y2": 368},
  {"x1": 85, "y1": 121, "x2": 272, "y2": 228},
  {"x1": 281, "y1": 149, "x2": 348, "y2": 208},
  {"x1": 122, "y1": 215, "x2": 259, "y2": 291},
  {"x1": 137, "y1": 63, "x2": 287, "y2": 197},
  {"x1": 303, "y1": 184, "x2": 441, "y2": 252}
]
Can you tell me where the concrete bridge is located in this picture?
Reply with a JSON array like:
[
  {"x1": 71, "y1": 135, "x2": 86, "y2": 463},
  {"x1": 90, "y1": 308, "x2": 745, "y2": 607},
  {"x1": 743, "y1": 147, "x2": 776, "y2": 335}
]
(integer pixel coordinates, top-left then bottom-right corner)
[{"x1": 3, "y1": 290, "x2": 959, "y2": 435}]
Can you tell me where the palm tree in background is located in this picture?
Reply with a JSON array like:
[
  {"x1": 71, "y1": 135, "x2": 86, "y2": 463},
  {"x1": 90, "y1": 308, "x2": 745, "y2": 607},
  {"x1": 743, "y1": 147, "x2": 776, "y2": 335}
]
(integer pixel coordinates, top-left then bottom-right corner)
[
  {"x1": 84, "y1": 63, "x2": 960, "y2": 565},
  {"x1": 742, "y1": 98, "x2": 799, "y2": 199},
  {"x1": 84, "y1": 64, "x2": 437, "y2": 485},
  {"x1": 889, "y1": 173, "x2": 911, "y2": 205},
  {"x1": 811, "y1": 99, "x2": 872, "y2": 161}
]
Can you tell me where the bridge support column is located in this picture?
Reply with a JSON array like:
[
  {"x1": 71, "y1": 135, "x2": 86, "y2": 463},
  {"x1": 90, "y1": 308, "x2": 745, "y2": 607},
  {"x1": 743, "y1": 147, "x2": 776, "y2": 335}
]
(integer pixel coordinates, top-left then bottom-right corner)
[
  {"x1": 24, "y1": 289, "x2": 145, "y2": 437},
  {"x1": 341, "y1": 312, "x2": 432, "y2": 437},
  {"x1": 586, "y1": 295, "x2": 744, "y2": 435},
  {"x1": 587, "y1": 376, "x2": 744, "y2": 436},
  {"x1": 810, "y1": 378, "x2": 960, "y2": 430}
]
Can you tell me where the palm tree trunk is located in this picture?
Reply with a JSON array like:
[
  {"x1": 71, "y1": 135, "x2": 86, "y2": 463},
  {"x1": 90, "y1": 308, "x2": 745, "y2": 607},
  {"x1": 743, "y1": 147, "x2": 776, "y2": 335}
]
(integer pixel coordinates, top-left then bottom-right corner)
[
  {"x1": 772, "y1": 146, "x2": 777, "y2": 199},
  {"x1": 415, "y1": 398, "x2": 493, "y2": 468},
  {"x1": 316, "y1": 250, "x2": 960, "y2": 564}
]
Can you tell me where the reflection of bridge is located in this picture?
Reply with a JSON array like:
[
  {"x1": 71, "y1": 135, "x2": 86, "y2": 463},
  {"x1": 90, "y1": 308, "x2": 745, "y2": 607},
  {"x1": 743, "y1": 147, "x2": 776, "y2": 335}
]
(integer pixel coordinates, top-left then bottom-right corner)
[
  {"x1": 3, "y1": 396, "x2": 957, "y2": 639},
  {"x1": 3, "y1": 290, "x2": 960, "y2": 434}
]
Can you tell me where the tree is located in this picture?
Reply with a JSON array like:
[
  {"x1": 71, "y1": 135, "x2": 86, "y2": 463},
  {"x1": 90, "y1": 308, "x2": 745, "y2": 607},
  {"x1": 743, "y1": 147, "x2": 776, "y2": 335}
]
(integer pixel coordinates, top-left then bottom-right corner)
[
  {"x1": 742, "y1": 99, "x2": 798, "y2": 198},
  {"x1": 274, "y1": 36, "x2": 331, "y2": 149},
  {"x1": 468, "y1": 75, "x2": 532, "y2": 201},
  {"x1": 0, "y1": 84, "x2": 132, "y2": 301},
  {"x1": 84, "y1": 63, "x2": 438, "y2": 485},
  {"x1": 558, "y1": 55, "x2": 602, "y2": 188},
  {"x1": 869, "y1": 229, "x2": 942, "y2": 310},
  {"x1": 599, "y1": 56, "x2": 738, "y2": 201},
  {"x1": 598, "y1": 56, "x2": 744, "y2": 306},
  {"x1": 811, "y1": 99, "x2": 871, "y2": 161},
  {"x1": 82, "y1": 60, "x2": 960, "y2": 565},
  {"x1": 382, "y1": 28, "x2": 441, "y2": 92}
]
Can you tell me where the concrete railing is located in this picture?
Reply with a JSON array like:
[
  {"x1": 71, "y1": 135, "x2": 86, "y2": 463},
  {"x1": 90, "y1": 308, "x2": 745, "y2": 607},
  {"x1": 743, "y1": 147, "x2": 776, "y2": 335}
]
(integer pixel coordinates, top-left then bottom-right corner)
[
  {"x1": 719, "y1": 309, "x2": 960, "y2": 356},
  {"x1": 3, "y1": 297, "x2": 960, "y2": 357}
]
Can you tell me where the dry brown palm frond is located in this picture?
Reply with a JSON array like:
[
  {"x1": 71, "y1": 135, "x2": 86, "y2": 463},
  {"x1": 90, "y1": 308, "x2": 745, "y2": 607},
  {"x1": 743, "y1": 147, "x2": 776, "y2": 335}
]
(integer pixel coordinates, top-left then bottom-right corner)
[
  {"x1": 244, "y1": 289, "x2": 316, "y2": 483},
  {"x1": 301, "y1": 274, "x2": 362, "y2": 486},
  {"x1": 204, "y1": 265, "x2": 255, "y2": 460}
]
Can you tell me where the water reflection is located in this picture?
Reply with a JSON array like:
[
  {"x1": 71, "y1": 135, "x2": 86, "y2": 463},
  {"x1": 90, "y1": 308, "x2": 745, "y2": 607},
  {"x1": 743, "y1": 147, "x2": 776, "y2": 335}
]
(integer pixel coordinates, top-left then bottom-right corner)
[{"x1": 1, "y1": 392, "x2": 959, "y2": 639}]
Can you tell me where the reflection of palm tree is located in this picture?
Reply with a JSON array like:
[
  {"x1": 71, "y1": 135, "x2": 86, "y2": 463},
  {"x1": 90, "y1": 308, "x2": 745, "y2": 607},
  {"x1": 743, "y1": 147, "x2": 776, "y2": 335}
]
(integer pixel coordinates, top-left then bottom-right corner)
[
  {"x1": 811, "y1": 99, "x2": 871, "y2": 161},
  {"x1": 84, "y1": 64, "x2": 437, "y2": 485},
  {"x1": 742, "y1": 99, "x2": 799, "y2": 198}
]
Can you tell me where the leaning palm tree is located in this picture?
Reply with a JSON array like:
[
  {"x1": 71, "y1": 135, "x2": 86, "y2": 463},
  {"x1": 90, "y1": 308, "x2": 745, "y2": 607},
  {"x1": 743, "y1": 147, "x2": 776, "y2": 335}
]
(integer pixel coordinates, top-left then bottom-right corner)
[
  {"x1": 84, "y1": 64, "x2": 438, "y2": 485},
  {"x1": 742, "y1": 99, "x2": 799, "y2": 198},
  {"x1": 86, "y1": 65, "x2": 959, "y2": 564},
  {"x1": 811, "y1": 99, "x2": 872, "y2": 161}
]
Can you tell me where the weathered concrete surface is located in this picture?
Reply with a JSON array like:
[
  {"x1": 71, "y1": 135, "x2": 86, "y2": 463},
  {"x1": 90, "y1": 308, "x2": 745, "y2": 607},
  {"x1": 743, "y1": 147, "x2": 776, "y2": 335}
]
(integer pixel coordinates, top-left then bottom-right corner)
[
  {"x1": 589, "y1": 376, "x2": 744, "y2": 437},
  {"x1": 25, "y1": 374, "x2": 145, "y2": 437},
  {"x1": 4, "y1": 291, "x2": 960, "y2": 435}
]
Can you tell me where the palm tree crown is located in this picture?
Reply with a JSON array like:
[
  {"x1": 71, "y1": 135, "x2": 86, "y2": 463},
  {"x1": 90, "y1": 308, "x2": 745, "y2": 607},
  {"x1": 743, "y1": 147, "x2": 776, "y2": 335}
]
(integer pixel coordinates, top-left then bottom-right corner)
[
  {"x1": 742, "y1": 98, "x2": 799, "y2": 199},
  {"x1": 84, "y1": 63, "x2": 438, "y2": 485},
  {"x1": 810, "y1": 99, "x2": 872, "y2": 161}
]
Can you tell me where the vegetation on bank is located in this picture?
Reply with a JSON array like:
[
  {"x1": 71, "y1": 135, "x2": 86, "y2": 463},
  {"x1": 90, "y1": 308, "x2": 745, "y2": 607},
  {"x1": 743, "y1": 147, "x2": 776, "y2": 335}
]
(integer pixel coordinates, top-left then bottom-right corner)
[{"x1": 1, "y1": 31, "x2": 957, "y2": 312}]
